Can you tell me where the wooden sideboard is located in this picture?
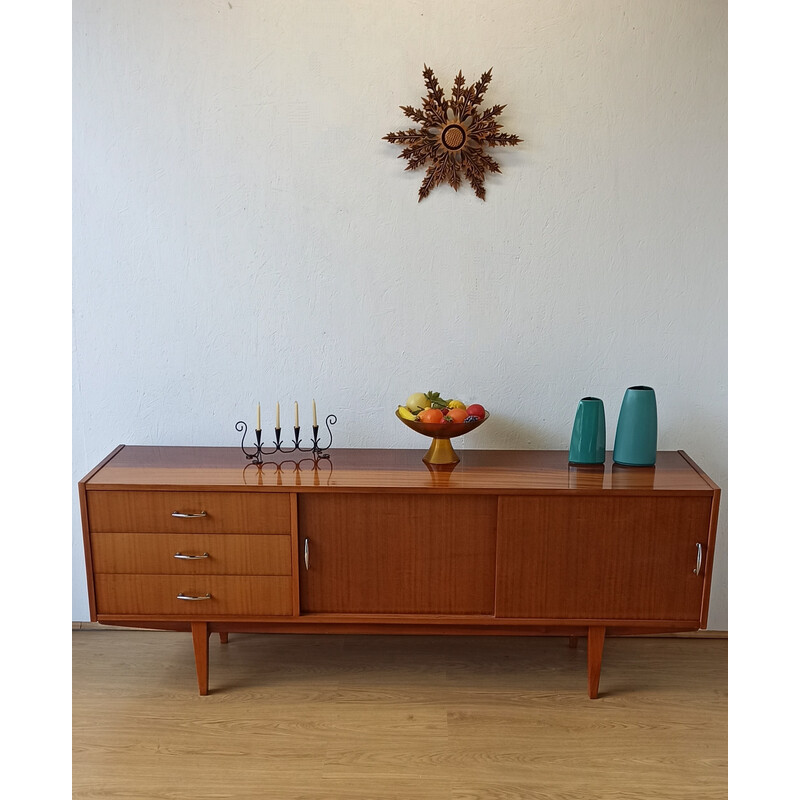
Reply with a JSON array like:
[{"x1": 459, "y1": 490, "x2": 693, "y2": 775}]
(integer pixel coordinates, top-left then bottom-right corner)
[{"x1": 79, "y1": 446, "x2": 720, "y2": 698}]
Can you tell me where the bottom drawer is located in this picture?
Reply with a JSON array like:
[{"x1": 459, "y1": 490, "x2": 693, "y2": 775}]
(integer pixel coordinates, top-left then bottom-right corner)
[{"x1": 95, "y1": 575, "x2": 293, "y2": 616}]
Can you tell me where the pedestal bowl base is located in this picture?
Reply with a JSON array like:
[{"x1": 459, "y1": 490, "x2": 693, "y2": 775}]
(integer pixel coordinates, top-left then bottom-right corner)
[{"x1": 423, "y1": 437, "x2": 460, "y2": 465}]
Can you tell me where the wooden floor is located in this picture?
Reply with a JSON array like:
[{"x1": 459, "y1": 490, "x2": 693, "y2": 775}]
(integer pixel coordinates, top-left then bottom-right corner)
[{"x1": 73, "y1": 631, "x2": 727, "y2": 799}]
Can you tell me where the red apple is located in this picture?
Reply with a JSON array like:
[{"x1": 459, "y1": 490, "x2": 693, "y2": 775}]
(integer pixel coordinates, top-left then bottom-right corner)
[{"x1": 466, "y1": 404, "x2": 486, "y2": 419}]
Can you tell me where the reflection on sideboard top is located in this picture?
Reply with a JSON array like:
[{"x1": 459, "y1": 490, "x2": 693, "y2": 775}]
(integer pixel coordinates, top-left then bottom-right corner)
[{"x1": 82, "y1": 446, "x2": 718, "y2": 495}]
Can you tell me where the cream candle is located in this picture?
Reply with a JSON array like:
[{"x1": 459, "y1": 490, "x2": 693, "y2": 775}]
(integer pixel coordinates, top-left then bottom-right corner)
[
  {"x1": 312, "y1": 400, "x2": 317, "y2": 427},
  {"x1": 276, "y1": 402, "x2": 280, "y2": 429},
  {"x1": 257, "y1": 403, "x2": 261, "y2": 431},
  {"x1": 294, "y1": 401, "x2": 299, "y2": 428}
]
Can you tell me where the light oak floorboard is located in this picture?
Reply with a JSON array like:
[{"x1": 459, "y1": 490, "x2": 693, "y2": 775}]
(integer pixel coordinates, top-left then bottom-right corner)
[{"x1": 73, "y1": 631, "x2": 727, "y2": 800}]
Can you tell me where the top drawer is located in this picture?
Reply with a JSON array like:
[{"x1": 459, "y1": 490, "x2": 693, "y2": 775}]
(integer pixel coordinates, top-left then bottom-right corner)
[{"x1": 86, "y1": 491, "x2": 291, "y2": 534}]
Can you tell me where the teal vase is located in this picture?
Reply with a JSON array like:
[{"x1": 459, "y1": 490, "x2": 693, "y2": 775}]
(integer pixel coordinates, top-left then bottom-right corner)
[
  {"x1": 568, "y1": 397, "x2": 606, "y2": 465},
  {"x1": 613, "y1": 386, "x2": 657, "y2": 466}
]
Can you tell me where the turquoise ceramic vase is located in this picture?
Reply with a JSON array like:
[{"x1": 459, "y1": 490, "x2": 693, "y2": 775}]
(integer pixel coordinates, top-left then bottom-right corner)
[
  {"x1": 613, "y1": 386, "x2": 657, "y2": 466},
  {"x1": 568, "y1": 397, "x2": 606, "y2": 465}
]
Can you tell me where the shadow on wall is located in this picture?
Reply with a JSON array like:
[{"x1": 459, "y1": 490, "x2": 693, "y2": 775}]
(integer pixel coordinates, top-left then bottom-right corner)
[{"x1": 466, "y1": 415, "x2": 547, "y2": 450}]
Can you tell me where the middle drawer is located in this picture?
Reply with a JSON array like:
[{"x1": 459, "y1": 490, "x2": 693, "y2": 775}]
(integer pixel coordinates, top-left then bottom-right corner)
[{"x1": 92, "y1": 533, "x2": 292, "y2": 576}]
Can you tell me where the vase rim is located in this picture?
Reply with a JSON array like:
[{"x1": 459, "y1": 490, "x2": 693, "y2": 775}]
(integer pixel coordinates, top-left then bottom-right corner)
[
  {"x1": 627, "y1": 385, "x2": 653, "y2": 391},
  {"x1": 580, "y1": 396, "x2": 602, "y2": 402}
]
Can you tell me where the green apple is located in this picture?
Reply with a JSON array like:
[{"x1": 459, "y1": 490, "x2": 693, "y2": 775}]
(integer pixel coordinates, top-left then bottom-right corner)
[{"x1": 406, "y1": 392, "x2": 428, "y2": 413}]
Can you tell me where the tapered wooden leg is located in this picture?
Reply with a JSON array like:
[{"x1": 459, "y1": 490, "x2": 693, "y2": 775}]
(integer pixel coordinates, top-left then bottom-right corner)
[
  {"x1": 568, "y1": 636, "x2": 578, "y2": 649},
  {"x1": 587, "y1": 625, "x2": 606, "y2": 699},
  {"x1": 219, "y1": 632, "x2": 228, "y2": 644},
  {"x1": 191, "y1": 622, "x2": 210, "y2": 696}
]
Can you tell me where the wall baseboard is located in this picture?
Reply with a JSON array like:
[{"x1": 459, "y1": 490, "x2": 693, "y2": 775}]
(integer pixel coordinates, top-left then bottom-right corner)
[{"x1": 72, "y1": 621, "x2": 728, "y2": 638}]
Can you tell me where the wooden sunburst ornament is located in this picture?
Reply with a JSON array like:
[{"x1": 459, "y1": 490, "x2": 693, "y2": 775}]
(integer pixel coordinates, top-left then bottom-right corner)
[{"x1": 384, "y1": 65, "x2": 522, "y2": 202}]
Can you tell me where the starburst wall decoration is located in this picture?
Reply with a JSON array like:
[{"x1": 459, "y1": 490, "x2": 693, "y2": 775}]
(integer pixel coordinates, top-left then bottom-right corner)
[{"x1": 384, "y1": 65, "x2": 522, "y2": 202}]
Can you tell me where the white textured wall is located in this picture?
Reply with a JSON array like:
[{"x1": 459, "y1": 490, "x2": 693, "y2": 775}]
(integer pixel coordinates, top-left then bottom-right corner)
[{"x1": 72, "y1": 0, "x2": 727, "y2": 627}]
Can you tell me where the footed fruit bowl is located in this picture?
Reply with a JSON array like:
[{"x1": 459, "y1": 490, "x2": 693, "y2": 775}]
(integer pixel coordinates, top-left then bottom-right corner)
[{"x1": 395, "y1": 409, "x2": 489, "y2": 465}]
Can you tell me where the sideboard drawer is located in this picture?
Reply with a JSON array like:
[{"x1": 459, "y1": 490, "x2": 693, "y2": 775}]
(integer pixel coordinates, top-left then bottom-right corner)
[
  {"x1": 94, "y1": 575, "x2": 293, "y2": 616},
  {"x1": 86, "y1": 491, "x2": 290, "y2": 534},
  {"x1": 91, "y1": 533, "x2": 292, "y2": 576}
]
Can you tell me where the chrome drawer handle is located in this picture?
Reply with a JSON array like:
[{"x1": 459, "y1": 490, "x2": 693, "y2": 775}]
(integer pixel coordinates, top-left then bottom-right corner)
[
  {"x1": 174, "y1": 552, "x2": 210, "y2": 560},
  {"x1": 177, "y1": 592, "x2": 211, "y2": 601},
  {"x1": 171, "y1": 511, "x2": 207, "y2": 518},
  {"x1": 693, "y1": 542, "x2": 703, "y2": 575},
  {"x1": 304, "y1": 538, "x2": 309, "y2": 570}
]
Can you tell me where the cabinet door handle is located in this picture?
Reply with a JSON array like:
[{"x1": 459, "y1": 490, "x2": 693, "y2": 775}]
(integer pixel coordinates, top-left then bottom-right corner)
[
  {"x1": 693, "y1": 542, "x2": 703, "y2": 575},
  {"x1": 174, "y1": 552, "x2": 210, "y2": 560},
  {"x1": 171, "y1": 511, "x2": 207, "y2": 518},
  {"x1": 304, "y1": 538, "x2": 309, "y2": 570},
  {"x1": 177, "y1": 592, "x2": 211, "y2": 601}
]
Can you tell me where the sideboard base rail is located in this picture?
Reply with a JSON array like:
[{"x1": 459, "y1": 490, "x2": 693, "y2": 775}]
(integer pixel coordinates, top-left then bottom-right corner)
[
  {"x1": 95, "y1": 616, "x2": 701, "y2": 636},
  {"x1": 93, "y1": 618, "x2": 705, "y2": 699}
]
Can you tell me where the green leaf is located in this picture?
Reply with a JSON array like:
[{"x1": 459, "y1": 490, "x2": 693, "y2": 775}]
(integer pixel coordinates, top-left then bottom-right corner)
[{"x1": 425, "y1": 391, "x2": 448, "y2": 409}]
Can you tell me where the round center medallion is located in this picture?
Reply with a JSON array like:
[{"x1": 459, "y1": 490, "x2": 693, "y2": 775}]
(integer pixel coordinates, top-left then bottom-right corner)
[{"x1": 441, "y1": 124, "x2": 467, "y2": 151}]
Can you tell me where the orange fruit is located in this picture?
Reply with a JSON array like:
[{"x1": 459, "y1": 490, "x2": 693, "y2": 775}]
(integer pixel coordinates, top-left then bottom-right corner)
[
  {"x1": 446, "y1": 408, "x2": 469, "y2": 423},
  {"x1": 418, "y1": 407, "x2": 444, "y2": 423}
]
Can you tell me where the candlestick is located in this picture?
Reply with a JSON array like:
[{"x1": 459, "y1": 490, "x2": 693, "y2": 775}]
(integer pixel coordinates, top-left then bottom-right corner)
[
  {"x1": 257, "y1": 403, "x2": 261, "y2": 431},
  {"x1": 236, "y1": 411, "x2": 337, "y2": 467},
  {"x1": 312, "y1": 399, "x2": 317, "y2": 427},
  {"x1": 294, "y1": 401, "x2": 299, "y2": 428}
]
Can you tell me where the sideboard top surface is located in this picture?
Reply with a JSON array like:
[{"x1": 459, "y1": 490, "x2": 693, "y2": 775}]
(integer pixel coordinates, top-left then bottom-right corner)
[{"x1": 82, "y1": 446, "x2": 718, "y2": 494}]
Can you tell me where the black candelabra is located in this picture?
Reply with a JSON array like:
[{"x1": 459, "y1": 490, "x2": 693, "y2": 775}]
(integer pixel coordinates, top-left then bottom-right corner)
[{"x1": 236, "y1": 414, "x2": 337, "y2": 468}]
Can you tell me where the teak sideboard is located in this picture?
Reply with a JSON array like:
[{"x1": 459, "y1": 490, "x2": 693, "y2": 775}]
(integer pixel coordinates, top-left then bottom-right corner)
[{"x1": 79, "y1": 446, "x2": 720, "y2": 698}]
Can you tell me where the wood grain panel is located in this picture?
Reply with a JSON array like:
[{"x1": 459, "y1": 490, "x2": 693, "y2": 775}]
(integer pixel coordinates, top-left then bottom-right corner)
[
  {"x1": 299, "y1": 494, "x2": 497, "y2": 614},
  {"x1": 84, "y1": 446, "x2": 718, "y2": 494},
  {"x1": 94, "y1": 575, "x2": 293, "y2": 616},
  {"x1": 91, "y1": 533, "x2": 292, "y2": 575},
  {"x1": 86, "y1": 491, "x2": 290, "y2": 534},
  {"x1": 496, "y1": 496, "x2": 712, "y2": 621}
]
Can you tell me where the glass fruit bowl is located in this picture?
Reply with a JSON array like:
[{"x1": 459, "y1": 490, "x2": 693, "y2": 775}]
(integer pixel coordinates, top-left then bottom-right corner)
[{"x1": 395, "y1": 409, "x2": 489, "y2": 465}]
